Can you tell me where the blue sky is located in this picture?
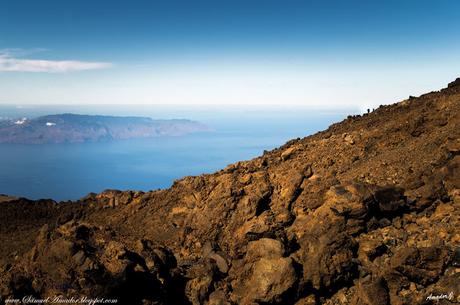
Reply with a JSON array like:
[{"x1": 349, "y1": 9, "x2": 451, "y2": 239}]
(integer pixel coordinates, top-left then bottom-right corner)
[{"x1": 1, "y1": 0, "x2": 460, "y2": 108}]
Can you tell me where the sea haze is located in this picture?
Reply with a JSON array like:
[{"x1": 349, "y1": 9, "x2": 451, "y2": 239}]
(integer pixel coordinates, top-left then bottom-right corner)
[{"x1": 0, "y1": 105, "x2": 350, "y2": 201}]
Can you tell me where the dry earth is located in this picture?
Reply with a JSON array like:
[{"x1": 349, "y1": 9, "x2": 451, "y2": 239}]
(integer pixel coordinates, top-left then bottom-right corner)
[{"x1": 0, "y1": 80, "x2": 459, "y2": 305}]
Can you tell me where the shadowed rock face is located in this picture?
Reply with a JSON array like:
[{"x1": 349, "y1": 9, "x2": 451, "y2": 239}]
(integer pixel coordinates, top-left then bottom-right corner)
[
  {"x1": 0, "y1": 113, "x2": 210, "y2": 144},
  {"x1": 0, "y1": 80, "x2": 459, "y2": 305}
]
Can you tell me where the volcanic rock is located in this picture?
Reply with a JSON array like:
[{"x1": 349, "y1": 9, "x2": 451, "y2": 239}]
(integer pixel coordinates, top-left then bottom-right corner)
[{"x1": 1, "y1": 80, "x2": 459, "y2": 304}]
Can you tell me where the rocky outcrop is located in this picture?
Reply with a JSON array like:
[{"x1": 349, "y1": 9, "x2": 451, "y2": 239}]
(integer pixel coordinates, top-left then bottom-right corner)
[{"x1": 1, "y1": 80, "x2": 459, "y2": 304}]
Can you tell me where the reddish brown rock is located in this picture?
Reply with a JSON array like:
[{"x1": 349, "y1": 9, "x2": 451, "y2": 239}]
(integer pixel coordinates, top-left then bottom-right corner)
[{"x1": 1, "y1": 80, "x2": 460, "y2": 304}]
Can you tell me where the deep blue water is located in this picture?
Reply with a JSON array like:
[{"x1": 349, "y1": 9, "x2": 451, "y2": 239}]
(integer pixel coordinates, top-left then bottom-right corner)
[{"x1": 0, "y1": 106, "x2": 350, "y2": 201}]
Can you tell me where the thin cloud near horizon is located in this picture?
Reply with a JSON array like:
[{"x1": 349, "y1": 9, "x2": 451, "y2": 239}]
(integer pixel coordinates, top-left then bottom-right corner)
[{"x1": 0, "y1": 50, "x2": 112, "y2": 73}]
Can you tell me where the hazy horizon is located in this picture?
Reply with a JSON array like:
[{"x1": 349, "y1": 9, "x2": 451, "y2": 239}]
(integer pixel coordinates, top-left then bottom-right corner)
[{"x1": 1, "y1": 0, "x2": 460, "y2": 109}]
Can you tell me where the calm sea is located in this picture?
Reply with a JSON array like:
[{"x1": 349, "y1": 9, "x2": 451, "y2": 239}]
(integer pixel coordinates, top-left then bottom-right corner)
[{"x1": 0, "y1": 105, "x2": 351, "y2": 201}]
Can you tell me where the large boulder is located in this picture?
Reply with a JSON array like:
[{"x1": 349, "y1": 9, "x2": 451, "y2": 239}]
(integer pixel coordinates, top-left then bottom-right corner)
[{"x1": 231, "y1": 238, "x2": 298, "y2": 304}]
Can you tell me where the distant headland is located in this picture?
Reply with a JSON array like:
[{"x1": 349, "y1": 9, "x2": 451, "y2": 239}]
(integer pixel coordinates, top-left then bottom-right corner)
[{"x1": 0, "y1": 113, "x2": 210, "y2": 144}]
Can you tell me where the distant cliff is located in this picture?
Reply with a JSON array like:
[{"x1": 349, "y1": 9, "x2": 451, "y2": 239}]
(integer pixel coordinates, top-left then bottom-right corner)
[{"x1": 0, "y1": 113, "x2": 210, "y2": 144}]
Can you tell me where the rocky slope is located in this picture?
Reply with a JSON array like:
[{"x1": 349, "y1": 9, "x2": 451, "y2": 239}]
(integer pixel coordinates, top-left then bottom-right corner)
[
  {"x1": 0, "y1": 80, "x2": 459, "y2": 305},
  {"x1": 0, "y1": 114, "x2": 209, "y2": 144}
]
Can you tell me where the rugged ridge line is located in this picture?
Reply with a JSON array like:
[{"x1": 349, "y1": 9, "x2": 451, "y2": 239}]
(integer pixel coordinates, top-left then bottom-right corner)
[{"x1": 0, "y1": 80, "x2": 459, "y2": 305}]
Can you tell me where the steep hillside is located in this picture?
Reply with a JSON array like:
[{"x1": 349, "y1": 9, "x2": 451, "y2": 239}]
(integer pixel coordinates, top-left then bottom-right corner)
[{"x1": 0, "y1": 80, "x2": 459, "y2": 305}]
